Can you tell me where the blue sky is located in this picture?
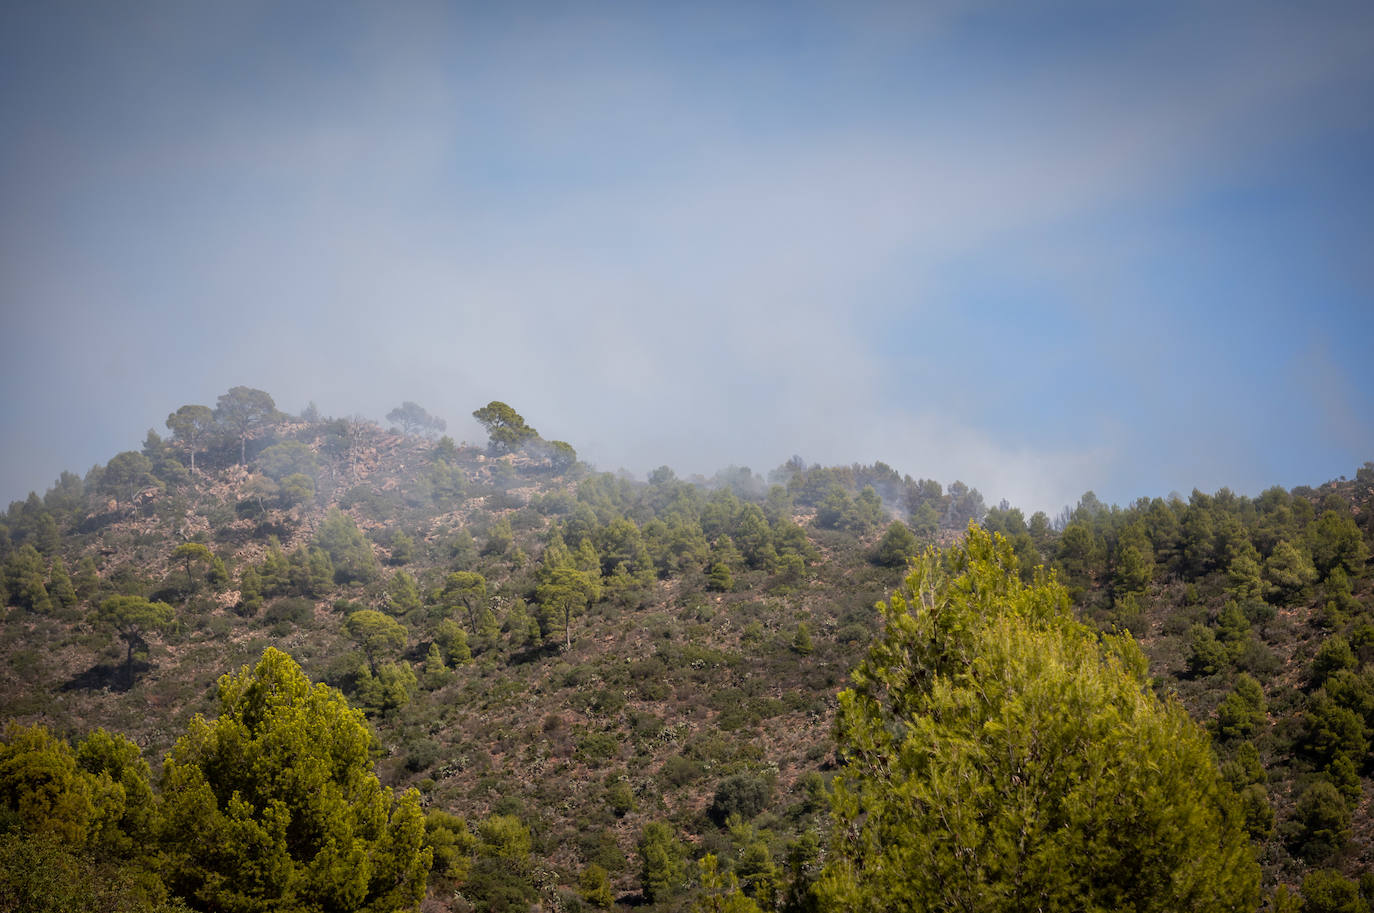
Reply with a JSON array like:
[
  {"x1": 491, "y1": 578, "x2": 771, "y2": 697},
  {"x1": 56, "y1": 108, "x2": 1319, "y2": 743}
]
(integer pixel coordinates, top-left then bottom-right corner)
[{"x1": 2, "y1": 0, "x2": 1372, "y2": 514}]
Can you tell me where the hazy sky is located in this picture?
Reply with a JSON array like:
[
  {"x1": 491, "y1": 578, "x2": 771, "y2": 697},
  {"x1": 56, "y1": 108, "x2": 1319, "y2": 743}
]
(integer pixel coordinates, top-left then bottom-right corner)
[{"x1": 3, "y1": 1, "x2": 1373, "y2": 514}]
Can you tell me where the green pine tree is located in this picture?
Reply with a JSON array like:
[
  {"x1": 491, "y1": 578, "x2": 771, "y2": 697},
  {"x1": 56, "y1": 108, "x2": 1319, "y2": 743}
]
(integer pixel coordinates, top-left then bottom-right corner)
[{"x1": 817, "y1": 526, "x2": 1260, "y2": 913}]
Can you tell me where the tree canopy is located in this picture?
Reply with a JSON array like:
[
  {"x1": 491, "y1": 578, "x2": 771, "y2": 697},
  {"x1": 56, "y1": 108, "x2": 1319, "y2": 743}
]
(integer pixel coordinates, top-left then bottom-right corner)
[
  {"x1": 472, "y1": 401, "x2": 538, "y2": 454},
  {"x1": 386, "y1": 401, "x2": 446, "y2": 438},
  {"x1": 817, "y1": 526, "x2": 1261, "y2": 913},
  {"x1": 94, "y1": 596, "x2": 175, "y2": 685},
  {"x1": 158, "y1": 647, "x2": 430, "y2": 913},
  {"x1": 214, "y1": 387, "x2": 277, "y2": 465},
  {"x1": 165, "y1": 405, "x2": 214, "y2": 475}
]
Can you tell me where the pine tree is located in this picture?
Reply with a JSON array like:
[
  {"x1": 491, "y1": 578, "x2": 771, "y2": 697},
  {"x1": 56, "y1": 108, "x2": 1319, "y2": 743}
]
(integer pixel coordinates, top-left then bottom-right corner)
[
  {"x1": 817, "y1": 526, "x2": 1260, "y2": 913},
  {"x1": 158, "y1": 648, "x2": 430, "y2": 912}
]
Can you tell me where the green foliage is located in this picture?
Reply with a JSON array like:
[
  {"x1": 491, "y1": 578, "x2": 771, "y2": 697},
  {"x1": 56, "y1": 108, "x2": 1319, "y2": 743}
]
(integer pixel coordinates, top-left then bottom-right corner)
[
  {"x1": 1266, "y1": 540, "x2": 1319, "y2": 605},
  {"x1": 709, "y1": 773, "x2": 773, "y2": 825},
  {"x1": 385, "y1": 569, "x2": 423, "y2": 617},
  {"x1": 48, "y1": 556, "x2": 78, "y2": 610},
  {"x1": 1287, "y1": 774, "x2": 1352, "y2": 862},
  {"x1": 214, "y1": 387, "x2": 278, "y2": 466},
  {"x1": 1311, "y1": 636, "x2": 1357, "y2": 689},
  {"x1": 815, "y1": 485, "x2": 885, "y2": 535},
  {"x1": 95, "y1": 596, "x2": 175, "y2": 684},
  {"x1": 423, "y1": 808, "x2": 474, "y2": 881},
  {"x1": 315, "y1": 509, "x2": 379, "y2": 584},
  {"x1": 478, "y1": 813, "x2": 532, "y2": 864},
  {"x1": 1300, "y1": 869, "x2": 1370, "y2": 913},
  {"x1": 434, "y1": 617, "x2": 473, "y2": 665},
  {"x1": 580, "y1": 862, "x2": 615, "y2": 909},
  {"x1": 0, "y1": 831, "x2": 189, "y2": 913},
  {"x1": 102, "y1": 451, "x2": 157, "y2": 508},
  {"x1": 0, "y1": 722, "x2": 96, "y2": 845},
  {"x1": 171, "y1": 543, "x2": 215, "y2": 592},
  {"x1": 1306, "y1": 511, "x2": 1368, "y2": 581},
  {"x1": 1215, "y1": 674, "x2": 1268, "y2": 742},
  {"x1": 696, "y1": 852, "x2": 765, "y2": 913},
  {"x1": 638, "y1": 820, "x2": 688, "y2": 903},
  {"x1": 872, "y1": 521, "x2": 919, "y2": 568},
  {"x1": 256, "y1": 441, "x2": 317, "y2": 481},
  {"x1": 158, "y1": 648, "x2": 431, "y2": 912},
  {"x1": 73, "y1": 555, "x2": 100, "y2": 601},
  {"x1": 1187, "y1": 623, "x2": 1230, "y2": 677},
  {"x1": 545, "y1": 439, "x2": 578, "y2": 473},
  {"x1": 4, "y1": 544, "x2": 51, "y2": 612},
  {"x1": 472, "y1": 401, "x2": 539, "y2": 454},
  {"x1": 236, "y1": 567, "x2": 263, "y2": 617},
  {"x1": 75, "y1": 728, "x2": 159, "y2": 859},
  {"x1": 818, "y1": 527, "x2": 1259, "y2": 913},
  {"x1": 287, "y1": 545, "x2": 333, "y2": 597},
  {"x1": 420, "y1": 642, "x2": 452, "y2": 690},
  {"x1": 386, "y1": 401, "x2": 446, "y2": 438},
  {"x1": 165, "y1": 404, "x2": 214, "y2": 476},
  {"x1": 354, "y1": 661, "x2": 418, "y2": 715},
  {"x1": 441, "y1": 571, "x2": 488, "y2": 632},
  {"x1": 536, "y1": 565, "x2": 601, "y2": 647},
  {"x1": 344, "y1": 609, "x2": 407, "y2": 673}
]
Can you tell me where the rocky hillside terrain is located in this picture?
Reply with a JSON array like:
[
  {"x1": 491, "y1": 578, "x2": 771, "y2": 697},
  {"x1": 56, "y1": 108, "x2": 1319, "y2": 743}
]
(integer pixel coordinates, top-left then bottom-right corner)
[{"x1": 2, "y1": 389, "x2": 1372, "y2": 911}]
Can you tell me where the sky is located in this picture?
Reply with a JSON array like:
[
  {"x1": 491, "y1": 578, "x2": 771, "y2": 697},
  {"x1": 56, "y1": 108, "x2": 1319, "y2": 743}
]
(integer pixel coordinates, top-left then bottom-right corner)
[{"x1": 2, "y1": 0, "x2": 1373, "y2": 516}]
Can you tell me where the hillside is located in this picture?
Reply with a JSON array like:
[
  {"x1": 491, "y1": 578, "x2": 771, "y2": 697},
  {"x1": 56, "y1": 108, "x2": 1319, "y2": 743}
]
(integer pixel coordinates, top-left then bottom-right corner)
[{"x1": 2, "y1": 388, "x2": 1372, "y2": 912}]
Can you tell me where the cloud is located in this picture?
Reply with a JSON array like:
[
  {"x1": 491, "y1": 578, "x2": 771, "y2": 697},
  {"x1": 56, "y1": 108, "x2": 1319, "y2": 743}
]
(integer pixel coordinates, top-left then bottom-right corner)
[{"x1": 2, "y1": 1, "x2": 1372, "y2": 509}]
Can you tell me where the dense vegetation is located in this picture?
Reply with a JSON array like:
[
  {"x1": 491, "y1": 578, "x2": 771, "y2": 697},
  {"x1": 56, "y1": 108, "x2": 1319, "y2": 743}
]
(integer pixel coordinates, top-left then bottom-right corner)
[{"x1": 1, "y1": 387, "x2": 1372, "y2": 911}]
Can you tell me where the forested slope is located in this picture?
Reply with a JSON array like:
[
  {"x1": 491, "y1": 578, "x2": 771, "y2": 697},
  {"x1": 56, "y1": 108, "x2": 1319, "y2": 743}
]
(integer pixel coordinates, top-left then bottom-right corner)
[{"x1": 1, "y1": 387, "x2": 1371, "y2": 912}]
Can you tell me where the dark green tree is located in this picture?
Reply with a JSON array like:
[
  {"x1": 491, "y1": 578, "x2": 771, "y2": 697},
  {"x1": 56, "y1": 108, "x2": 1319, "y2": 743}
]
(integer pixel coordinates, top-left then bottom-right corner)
[
  {"x1": 872, "y1": 521, "x2": 919, "y2": 567},
  {"x1": 4, "y1": 544, "x2": 51, "y2": 612},
  {"x1": 47, "y1": 556, "x2": 78, "y2": 609},
  {"x1": 1215, "y1": 674, "x2": 1268, "y2": 742},
  {"x1": 638, "y1": 820, "x2": 688, "y2": 904},
  {"x1": 165, "y1": 405, "x2": 214, "y2": 475},
  {"x1": 255, "y1": 441, "x2": 317, "y2": 481},
  {"x1": 73, "y1": 555, "x2": 100, "y2": 602},
  {"x1": 101, "y1": 452, "x2": 156, "y2": 509},
  {"x1": 1288, "y1": 780, "x2": 1351, "y2": 861},
  {"x1": 472, "y1": 401, "x2": 538, "y2": 454},
  {"x1": 385, "y1": 569, "x2": 422, "y2": 617},
  {"x1": 386, "y1": 401, "x2": 447, "y2": 438},
  {"x1": 546, "y1": 440, "x2": 578, "y2": 473},
  {"x1": 441, "y1": 571, "x2": 488, "y2": 633},
  {"x1": 315, "y1": 509, "x2": 379, "y2": 584},
  {"x1": 170, "y1": 543, "x2": 215, "y2": 593},
  {"x1": 344, "y1": 609, "x2": 407, "y2": 675},
  {"x1": 1266, "y1": 540, "x2": 1319, "y2": 606},
  {"x1": 214, "y1": 386, "x2": 277, "y2": 465},
  {"x1": 94, "y1": 596, "x2": 175, "y2": 686},
  {"x1": 1306, "y1": 511, "x2": 1368, "y2": 581},
  {"x1": 817, "y1": 527, "x2": 1259, "y2": 913},
  {"x1": 536, "y1": 566, "x2": 601, "y2": 648}
]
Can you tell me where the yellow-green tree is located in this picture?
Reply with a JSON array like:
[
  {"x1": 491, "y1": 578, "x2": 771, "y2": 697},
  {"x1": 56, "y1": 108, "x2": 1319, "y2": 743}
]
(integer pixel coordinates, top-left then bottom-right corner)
[
  {"x1": 0, "y1": 722, "x2": 96, "y2": 846},
  {"x1": 158, "y1": 648, "x2": 430, "y2": 913},
  {"x1": 817, "y1": 526, "x2": 1260, "y2": 913}
]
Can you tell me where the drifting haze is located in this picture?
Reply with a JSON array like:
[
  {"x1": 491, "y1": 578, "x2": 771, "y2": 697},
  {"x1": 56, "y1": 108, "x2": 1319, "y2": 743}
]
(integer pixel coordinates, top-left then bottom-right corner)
[{"x1": 3, "y1": 1, "x2": 1373, "y2": 514}]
